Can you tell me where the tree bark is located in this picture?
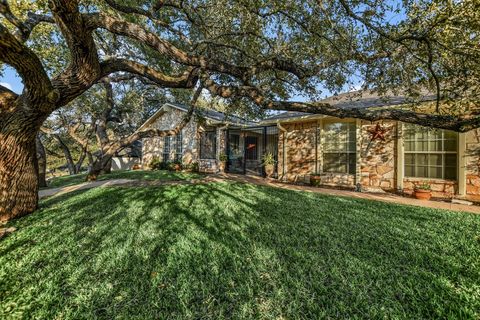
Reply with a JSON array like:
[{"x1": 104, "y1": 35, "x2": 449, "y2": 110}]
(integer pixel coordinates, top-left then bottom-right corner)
[
  {"x1": 36, "y1": 135, "x2": 48, "y2": 188},
  {"x1": 0, "y1": 110, "x2": 44, "y2": 221}
]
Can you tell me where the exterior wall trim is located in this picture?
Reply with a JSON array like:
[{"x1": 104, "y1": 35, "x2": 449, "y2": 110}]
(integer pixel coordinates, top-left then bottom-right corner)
[
  {"x1": 458, "y1": 132, "x2": 466, "y2": 196},
  {"x1": 396, "y1": 122, "x2": 404, "y2": 191}
]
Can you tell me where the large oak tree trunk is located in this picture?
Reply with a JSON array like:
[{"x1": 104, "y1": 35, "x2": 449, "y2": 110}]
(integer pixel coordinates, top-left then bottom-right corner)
[
  {"x1": 0, "y1": 112, "x2": 42, "y2": 221},
  {"x1": 36, "y1": 136, "x2": 48, "y2": 188}
]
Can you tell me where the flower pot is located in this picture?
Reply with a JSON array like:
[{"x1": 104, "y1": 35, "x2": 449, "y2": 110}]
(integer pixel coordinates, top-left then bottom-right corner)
[
  {"x1": 414, "y1": 189, "x2": 432, "y2": 200},
  {"x1": 310, "y1": 175, "x2": 322, "y2": 187},
  {"x1": 264, "y1": 164, "x2": 275, "y2": 178},
  {"x1": 218, "y1": 161, "x2": 226, "y2": 173}
]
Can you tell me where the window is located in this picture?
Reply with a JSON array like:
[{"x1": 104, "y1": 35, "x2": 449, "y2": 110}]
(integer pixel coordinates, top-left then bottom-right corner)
[
  {"x1": 404, "y1": 124, "x2": 457, "y2": 180},
  {"x1": 200, "y1": 130, "x2": 217, "y2": 159},
  {"x1": 162, "y1": 136, "x2": 171, "y2": 162},
  {"x1": 175, "y1": 132, "x2": 183, "y2": 162},
  {"x1": 323, "y1": 122, "x2": 356, "y2": 174}
]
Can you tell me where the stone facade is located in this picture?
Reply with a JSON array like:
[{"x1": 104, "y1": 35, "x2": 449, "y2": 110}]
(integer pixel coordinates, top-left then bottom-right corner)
[
  {"x1": 140, "y1": 105, "x2": 480, "y2": 200},
  {"x1": 465, "y1": 128, "x2": 480, "y2": 197},
  {"x1": 142, "y1": 106, "x2": 198, "y2": 167},
  {"x1": 358, "y1": 121, "x2": 396, "y2": 192},
  {"x1": 278, "y1": 121, "x2": 317, "y2": 183}
]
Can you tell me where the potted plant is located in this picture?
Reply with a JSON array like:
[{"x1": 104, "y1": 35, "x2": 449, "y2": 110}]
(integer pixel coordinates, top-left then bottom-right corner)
[
  {"x1": 310, "y1": 174, "x2": 322, "y2": 186},
  {"x1": 414, "y1": 182, "x2": 432, "y2": 200},
  {"x1": 218, "y1": 153, "x2": 228, "y2": 173},
  {"x1": 262, "y1": 152, "x2": 276, "y2": 178}
]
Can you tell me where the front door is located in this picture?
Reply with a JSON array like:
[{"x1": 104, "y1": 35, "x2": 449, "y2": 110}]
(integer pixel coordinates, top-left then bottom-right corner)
[{"x1": 244, "y1": 136, "x2": 261, "y2": 175}]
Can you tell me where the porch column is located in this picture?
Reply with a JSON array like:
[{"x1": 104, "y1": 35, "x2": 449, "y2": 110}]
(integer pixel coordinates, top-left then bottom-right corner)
[
  {"x1": 355, "y1": 119, "x2": 362, "y2": 185},
  {"x1": 396, "y1": 122, "x2": 404, "y2": 191},
  {"x1": 458, "y1": 132, "x2": 466, "y2": 196},
  {"x1": 318, "y1": 119, "x2": 324, "y2": 173}
]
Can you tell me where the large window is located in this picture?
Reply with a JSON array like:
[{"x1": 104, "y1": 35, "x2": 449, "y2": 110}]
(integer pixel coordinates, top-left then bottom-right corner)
[
  {"x1": 175, "y1": 132, "x2": 183, "y2": 162},
  {"x1": 323, "y1": 122, "x2": 356, "y2": 174},
  {"x1": 162, "y1": 136, "x2": 171, "y2": 162},
  {"x1": 200, "y1": 130, "x2": 217, "y2": 159},
  {"x1": 404, "y1": 124, "x2": 457, "y2": 180}
]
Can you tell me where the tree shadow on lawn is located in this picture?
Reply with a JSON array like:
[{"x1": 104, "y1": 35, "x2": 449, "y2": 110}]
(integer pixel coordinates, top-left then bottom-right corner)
[{"x1": 1, "y1": 182, "x2": 479, "y2": 319}]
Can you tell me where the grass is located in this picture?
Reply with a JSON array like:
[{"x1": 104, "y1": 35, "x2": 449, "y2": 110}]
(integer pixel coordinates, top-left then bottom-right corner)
[
  {"x1": 1, "y1": 182, "x2": 479, "y2": 319},
  {"x1": 46, "y1": 170, "x2": 204, "y2": 188}
]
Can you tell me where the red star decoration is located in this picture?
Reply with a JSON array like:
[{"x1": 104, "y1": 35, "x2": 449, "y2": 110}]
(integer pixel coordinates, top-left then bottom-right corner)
[{"x1": 368, "y1": 123, "x2": 390, "y2": 141}]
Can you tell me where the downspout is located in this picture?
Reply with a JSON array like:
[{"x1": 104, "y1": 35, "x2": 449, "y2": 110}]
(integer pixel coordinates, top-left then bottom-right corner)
[{"x1": 277, "y1": 121, "x2": 287, "y2": 181}]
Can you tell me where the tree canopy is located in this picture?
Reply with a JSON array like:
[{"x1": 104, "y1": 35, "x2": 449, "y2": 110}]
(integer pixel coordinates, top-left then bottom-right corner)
[{"x1": 1, "y1": 0, "x2": 480, "y2": 220}]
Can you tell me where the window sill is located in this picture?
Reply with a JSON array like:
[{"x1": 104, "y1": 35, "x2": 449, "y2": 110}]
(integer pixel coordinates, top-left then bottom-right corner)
[{"x1": 404, "y1": 177, "x2": 457, "y2": 184}]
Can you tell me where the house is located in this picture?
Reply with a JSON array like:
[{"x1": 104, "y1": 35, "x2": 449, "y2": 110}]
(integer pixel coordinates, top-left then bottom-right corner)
[{"x1": 139, "y1": 92, "x2": 480, "y2": 201}]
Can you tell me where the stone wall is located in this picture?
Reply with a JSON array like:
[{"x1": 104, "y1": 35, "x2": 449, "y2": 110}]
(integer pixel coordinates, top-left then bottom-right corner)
[
  {"x1": 278, "y1": 121, "x2": 317, "y2": 183},
  {"x1": 403, "y1": 178, "x2": 457, "y2": 199},
  {"x1": 465, "y1": 128, "x2": 480, "y2": 197},
  {"x1": 358, "y1": 121, "x2": 396, "y2": 192},
  {"x1": 142, "y1": 106, "x2": 198, "y2": 167}
]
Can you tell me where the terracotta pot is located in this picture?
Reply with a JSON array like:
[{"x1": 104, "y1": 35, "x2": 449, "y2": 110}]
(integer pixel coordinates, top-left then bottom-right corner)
[
  {"x1": 265, "y1": 164, "x2": 275, "y2": 178},
  {"x1": 174, "y1": 164, "x2": 182, "y2": 171},
  {"x1": 218, "y1": 161, "x2": 226, "y2": 173},
  {"x1": 310, "y1": 175, "x2": 322, "y2": 186},
  {"x1": 414, "y1": 189, "x2": 432, "y2": 200}
]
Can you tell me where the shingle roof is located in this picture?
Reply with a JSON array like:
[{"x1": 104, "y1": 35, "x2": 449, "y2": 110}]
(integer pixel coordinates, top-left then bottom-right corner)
[
  {"x1": 168, "y1": 103, "x2": 256, "y2": 126},
  {"x1": 262, "y1": 89, "x2": 437, "y2": 122}
]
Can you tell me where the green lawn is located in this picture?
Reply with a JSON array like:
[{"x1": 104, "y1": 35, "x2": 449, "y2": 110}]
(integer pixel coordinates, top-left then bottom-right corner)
[
  {"x1": 46, "y1": 170, "x2": 204, "y2": 188},
  {"x1": 1, "y1": 182, "x2": 479, "y2": 319}
]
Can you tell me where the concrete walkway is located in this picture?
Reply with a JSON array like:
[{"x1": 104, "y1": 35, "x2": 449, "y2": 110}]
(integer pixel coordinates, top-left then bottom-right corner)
[
  {"x1": 39, "y1": 179, "x2": 135, "y2": 199},
  {"x1": 39, "y1": 174, "x2": 480, "y2": 214}
]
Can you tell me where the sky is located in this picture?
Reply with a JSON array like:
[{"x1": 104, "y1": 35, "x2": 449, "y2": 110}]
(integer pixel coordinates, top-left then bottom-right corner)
[{"x1": 0, "y1": 66, "x2": 23, "y2": 94}]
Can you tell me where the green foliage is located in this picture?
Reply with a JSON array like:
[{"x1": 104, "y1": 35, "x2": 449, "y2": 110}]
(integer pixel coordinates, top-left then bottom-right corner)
[
  {"x1": 148, "y1": 156, "x2": 162, "y2": 171},
  {"x1": 261, "y1": 152, "x2": 276, "y2": 166},
  {"x1": 1, "y1": 183, "x2": 479, "y2": 318},
  {"x1": 415, "y1": 182, "x2": 432, "y2": 191},
  {"x1": 219, "y1": 153, "x2": 228, "y2": 162},
  {"x1": 183, "y1": 162, "x2": 199, "y2": 173}
]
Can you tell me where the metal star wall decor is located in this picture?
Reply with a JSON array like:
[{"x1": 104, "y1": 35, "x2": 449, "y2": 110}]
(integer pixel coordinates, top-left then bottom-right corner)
[{"x1": 368, "y1": 123, "x2": 390, "y2": 141}]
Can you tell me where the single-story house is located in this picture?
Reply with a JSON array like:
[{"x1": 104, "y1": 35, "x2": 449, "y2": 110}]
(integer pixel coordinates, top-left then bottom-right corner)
[{"x1": 139, "y1": 92, "x2": 480, "y2": 201}]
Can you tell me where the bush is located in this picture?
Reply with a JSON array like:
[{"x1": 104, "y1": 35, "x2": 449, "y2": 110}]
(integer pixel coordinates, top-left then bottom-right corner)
[
  {"x1": 167, "y1": 161, "x2": 182, "y2": 172},
  {"x1": 149, "y1": 157, "x2": 162, "y2": 170},
  {"x1": 184, "y1": 162, "x2": 199, "y2": 173}
]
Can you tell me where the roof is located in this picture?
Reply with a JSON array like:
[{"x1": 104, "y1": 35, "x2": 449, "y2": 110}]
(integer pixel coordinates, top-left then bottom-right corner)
[
  {"x1": 167, "y1": 103, "x2": 255, "y2": 126},
  {"x1": 138, "y1": 102, "x2": 255, "y2": 131},
  {"x1": 261, "y1": 89, "x2": 437, "y2": 123},
  {"x1": 139, "y1": 89, "x2": 437, "y2": 130}
]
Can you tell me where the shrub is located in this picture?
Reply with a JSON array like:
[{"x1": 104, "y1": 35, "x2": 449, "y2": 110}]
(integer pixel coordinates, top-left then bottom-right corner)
[
  {"x1": 167, "y1": 161, "x2": 182, "y2": 171},
  {"x1": 219, "y1": 153, "x2": 228, "y2": 162},
  {"x1": 262, "y1": 152, "x2": 276, "y2": 166},
  {"x1": 184, "y1": 162, "x2": 199, "y2": 172},
  {"x1": 415, "y1": 182, "x2": 431, "y2": 191},
  {"x1": 149, "y1": 157, "x2": 162, "y2": 170}
]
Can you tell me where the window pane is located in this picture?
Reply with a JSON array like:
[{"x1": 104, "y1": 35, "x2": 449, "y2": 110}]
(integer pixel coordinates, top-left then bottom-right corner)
[
  {"x1": 445, "y1": 154, "x2": 457, "y2": 167},
  {"x1": 428, "y1": 166, "x2": 442, "y2": 179},
  {"x1": 444, "y1": 166, "x2": 457, "y2": 180},
  {"x1": 348, "y1": 153, "x2": 356, "y2": 174},
  {"x1": 444, "y1": 139, "x2": 457, "y2": 151},
  {"x1": 416, "y1": 154, "x2": 428, "y2": 166},
  {"x1": 324, "y1": 153, "x2": 347, "y2": 173},
  {"x1": 415, "y1": 166, "x2": 428, "y2": 178},
  {"x1": 428, "y1": 154, "x2": 442, "y2": 166},
  {"x1": 405, "y1": 154, "x2": 415, "y2": 165},
  {"x1": 200, "y1": 131, "x2": 217, "y2": 159},
  {"x1": 428, "y1": 140, "x2": 442, "y2": 152},
  {"x1": 405, "y1": 141, "x2": 415, "y2": 152},
  {"x1": 405, "y1": 165, "x2": 415, "y2": 177}
]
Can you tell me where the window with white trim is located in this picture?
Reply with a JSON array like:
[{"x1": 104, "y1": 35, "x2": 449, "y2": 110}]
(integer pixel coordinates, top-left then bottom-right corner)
[
  {"x1": 175, "y1": 132, "x2": 183, "y2": 162},
  {"x1": 323, "y1": 122, "x2": 356, "y2": 174},
  {"x1": 162, "y1": 136, "x2": 171, "y2": 162},
  {"x1": 403, "y1": 124, "x2": 457, "y2": 180}
]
